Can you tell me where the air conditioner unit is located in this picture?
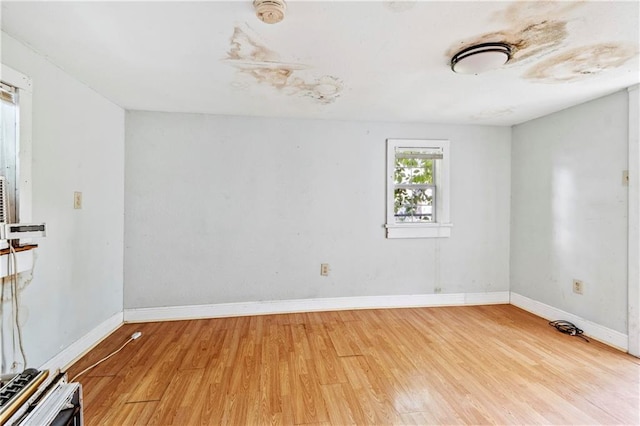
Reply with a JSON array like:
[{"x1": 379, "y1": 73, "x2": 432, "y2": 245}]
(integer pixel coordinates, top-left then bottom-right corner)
[{"x1": 0, "y1": 176, "x2": 46, "y2": 242}]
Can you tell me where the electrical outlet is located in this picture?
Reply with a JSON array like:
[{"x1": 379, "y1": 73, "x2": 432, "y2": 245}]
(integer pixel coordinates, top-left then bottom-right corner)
[
  {"x1": 74, "y1": 191, "x2": 82, "y2": 209},
  {"x1": 573, "y1": 279, "x2": 584, "y2": 295},
  {"x1": 320, "y1": 263, "x2": 329, "y2": 276}
]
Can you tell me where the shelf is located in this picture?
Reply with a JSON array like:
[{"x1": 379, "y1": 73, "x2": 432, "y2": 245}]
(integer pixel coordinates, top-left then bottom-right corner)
[{"x1": 0, "y1": 245, "x2": 37, "y2": 278}]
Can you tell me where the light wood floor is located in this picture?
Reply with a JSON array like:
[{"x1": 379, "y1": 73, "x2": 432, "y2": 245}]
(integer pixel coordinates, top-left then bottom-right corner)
[{"x1": 67, "y1": 304, "x2": 640, "y2": 425}]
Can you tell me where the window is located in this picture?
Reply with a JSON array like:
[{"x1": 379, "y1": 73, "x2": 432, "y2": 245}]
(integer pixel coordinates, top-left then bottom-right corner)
[
  {"x1": 1, "y1": 81, "x2": 18, "y2": 225},
  {"x1": 1, "y1": 64, "x2": 33, "y2": 249},
  {"x1": 385, "y1": 139, "x2": 451, "y2": 238}
]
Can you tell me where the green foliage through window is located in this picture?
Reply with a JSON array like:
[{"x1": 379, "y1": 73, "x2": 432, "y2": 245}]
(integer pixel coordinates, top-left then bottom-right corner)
[{"x1": 394, "y1": 155, "x2": 435, "y2": 223}]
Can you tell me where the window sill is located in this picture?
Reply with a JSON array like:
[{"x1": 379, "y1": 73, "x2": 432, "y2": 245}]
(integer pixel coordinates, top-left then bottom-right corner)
[
  {"x1": 0, "y1": 245, "x2": 37, "y2": 278},
  {"x1": 385, "y1": 223, "x2": 452, "y2": 239}
]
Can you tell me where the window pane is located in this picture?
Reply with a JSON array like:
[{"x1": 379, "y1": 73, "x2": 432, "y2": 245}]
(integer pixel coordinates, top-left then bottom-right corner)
[
  {"x1": 394, "y1": 187, "x2": 433, "y2": 222},
  {"x1": 394, "y1": 157, "x2": 433, "y2": 185},
  {"x1": 0, "y1": 97, "x2": 17, "y2": 223}
]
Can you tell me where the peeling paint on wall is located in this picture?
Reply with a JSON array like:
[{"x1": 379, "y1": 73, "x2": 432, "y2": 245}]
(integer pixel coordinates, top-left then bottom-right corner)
[
  {"x1": 1, "y1": 254, "x2": 35, "y2": 371},
  {"x1": 0, "y1": 251, "x2": 37, "y2": 302},
  {"x1": 524, "y1": 43, "x2": 639, "y2": 83},
  {"x1": 226, "y1": 26, "x2": 343, "y2": 104}
]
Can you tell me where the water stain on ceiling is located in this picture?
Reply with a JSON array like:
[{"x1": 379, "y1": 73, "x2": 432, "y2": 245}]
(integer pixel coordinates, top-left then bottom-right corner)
[
  {"x1": 225, "y1": 26, "x2": 343, "y2": 104},
  {"x1": 524, "y1": 43, "x2": 639, "y2": 83},
  {"x1": 446, "y1": 20, "x2": 568, "y2": 65},
  {"x1": 448, "y1": 1, "x2": 638, "y2": 83},
  {"x1": 491, "y1": 1, "x2": 584, "y2": 24},
  {"x1": 471, "y1": 107, "x2": 515, "y2": 121},
  {"x1": 447, "y1": 2, "x2": 579, "y2": 65}
]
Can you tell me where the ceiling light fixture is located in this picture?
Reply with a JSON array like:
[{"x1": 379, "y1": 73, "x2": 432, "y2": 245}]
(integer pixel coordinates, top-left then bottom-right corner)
[
  {"x1": 254, "y1": 0, "x2": 286, "y2": 24},
  {"x1": 450, "y1": 43, "x2": 512, "y2": 74}
]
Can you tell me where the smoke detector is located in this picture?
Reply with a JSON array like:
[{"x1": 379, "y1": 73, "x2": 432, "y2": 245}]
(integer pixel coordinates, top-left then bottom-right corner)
[
  {"x1": 254, "y1": 0, "x2": 286, "y2": 24},
  {"x1": 451, "y1": 42, "x2": 512, "y2": 74}
]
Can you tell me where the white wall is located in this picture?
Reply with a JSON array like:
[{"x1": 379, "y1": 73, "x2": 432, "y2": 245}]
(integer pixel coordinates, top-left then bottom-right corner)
[
  {"x1": 628, "y1": 85, "x2": 639, "y2": 355},
  {"x1": 511, "y1": 91, "x2": 629, "y2": 333},
  {"x1": 1, "y1": 33, "x2": 125, "y2": 368},
  {"x1": 125, "y1": 112, "x2": 511, "y2": 309}
]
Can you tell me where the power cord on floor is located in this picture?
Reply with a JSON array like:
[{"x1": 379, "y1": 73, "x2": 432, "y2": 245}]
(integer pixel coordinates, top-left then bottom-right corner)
[
  {"x1": 69, "y1": 331, "x2": 142, "y2": 382},
  {"x1": 548, "y1": 320, "x2": 589, "y2": 342}
]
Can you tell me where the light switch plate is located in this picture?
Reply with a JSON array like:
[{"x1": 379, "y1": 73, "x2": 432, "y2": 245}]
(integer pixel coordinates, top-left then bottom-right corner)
[{"x1": 74, "y1": 191, "x2": 82, "y2": 209}]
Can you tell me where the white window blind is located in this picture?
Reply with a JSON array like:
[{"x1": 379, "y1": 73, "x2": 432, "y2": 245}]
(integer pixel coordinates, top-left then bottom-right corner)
[{"x1": 0, "y1": 82, "x2": 16, "y2": 105}]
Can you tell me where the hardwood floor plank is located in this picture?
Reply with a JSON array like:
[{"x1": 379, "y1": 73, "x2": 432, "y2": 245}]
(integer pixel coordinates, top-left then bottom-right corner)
[
  {"x1": 326, "y1": 321, "x2": 365, "y2": 357},
  {"x1": 83, "y1": 365, "x2": 146, "y2": 424},
  {"x1": 261, "y1": 327, "x2": 282, "y2": 415},
  {"x1": 126, "y1": 342, "x2": 181, "y2": 403},
  {"x1": 339, "y1": 356, "x2": 401, "y2": 424},
  {"x1": 101, "y1": 400, "x2": 159, "y2": 425},
  {"x1": 148, "y1": 369, "x2": 205, "y2": 425},
  {"x1": 320, "y1": 383, "x2": 357, "y2": 425},
  {"x1": 288, "y1": 351, "x2": 329, "y2": 424},
  {"x1": 307, "y1": 323, "x2": 347, "y2": 385},
  {"x1": 69, "y1": 305, "x2": 640, "y2": 425},
  {"x1": 177, "y1": 320, "x2": 215, "y2": 370},
  {"x1": 193, "y1": 382, "x2": 227, "y2": 425},
  {"x1": 79, "y1": 376, "x2": 116, "y2": 410}
]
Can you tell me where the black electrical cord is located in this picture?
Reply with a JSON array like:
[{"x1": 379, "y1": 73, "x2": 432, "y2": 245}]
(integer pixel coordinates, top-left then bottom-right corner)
[{"x1": 548, "y1": 320, "x2": 589, "y2": 342}]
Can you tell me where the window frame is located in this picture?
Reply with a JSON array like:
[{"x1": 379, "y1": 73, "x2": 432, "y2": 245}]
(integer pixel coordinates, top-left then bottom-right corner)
[
  {"x1": 385, "y1": 138, "x2": 452, "y2": 239},
  {"x1": 1, "y1": 64, "x2": 34, "y2": 247}
]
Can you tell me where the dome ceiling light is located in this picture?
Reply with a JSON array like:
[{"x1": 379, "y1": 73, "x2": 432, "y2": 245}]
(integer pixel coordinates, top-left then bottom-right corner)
[{"x1": 450, "y1": 43, "x2": 512, "y2": 74}]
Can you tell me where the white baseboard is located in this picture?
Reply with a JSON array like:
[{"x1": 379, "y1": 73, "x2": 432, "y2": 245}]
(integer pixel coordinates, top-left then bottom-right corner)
[
  {"x1": 510, "y1": 292, "x2": 628, "y2": 351},
  {"x1": 123, "y1": 291, "x2": 510, "y2": 323},
  {"x1": 40, "y1": 311, "x2": 123, "y2": 374}
]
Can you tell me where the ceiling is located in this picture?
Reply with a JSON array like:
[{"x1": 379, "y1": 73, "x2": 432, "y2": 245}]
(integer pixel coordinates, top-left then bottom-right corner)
[{"x1": 1, "y1": 1, "x2": 638, "y2": 126}]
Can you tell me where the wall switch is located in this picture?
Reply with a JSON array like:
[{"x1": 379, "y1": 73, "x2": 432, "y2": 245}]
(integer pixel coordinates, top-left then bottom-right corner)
[
  {"x1": 623, "y1": 170, "x2": 629, "y2": 186},
  {"x1": 74, "y1": 191, "x2": 82, "y2": 209},
  {"x1": 320, "y1": 263, "x2": 330, "y2": 276},
  {"x1": 572, "y1": 279, "x2": 583, "y2": 295}
]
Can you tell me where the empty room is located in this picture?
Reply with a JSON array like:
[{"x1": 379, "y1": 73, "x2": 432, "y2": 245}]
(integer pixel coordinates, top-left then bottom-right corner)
[{"x1": 0, "y1": 1, "x2": 639, "y2": 424}]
